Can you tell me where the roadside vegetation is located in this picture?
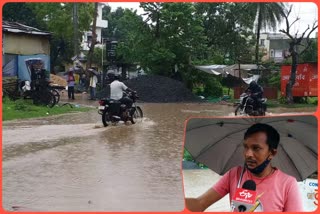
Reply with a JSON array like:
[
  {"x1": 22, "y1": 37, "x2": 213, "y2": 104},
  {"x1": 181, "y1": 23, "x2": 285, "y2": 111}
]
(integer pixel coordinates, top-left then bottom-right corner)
[
  {"x1": 267, "y1": 98, "x2": 318, "y2": 108},
  {"x1": 183, "y1": 149, "x2": 208, "y2": 169},
  {"x1": 3, "y1": 3, "x2": 317, "y2": 103},
  {"x1": 2, "y1": 97, "x2": 91, "y2": 121}
]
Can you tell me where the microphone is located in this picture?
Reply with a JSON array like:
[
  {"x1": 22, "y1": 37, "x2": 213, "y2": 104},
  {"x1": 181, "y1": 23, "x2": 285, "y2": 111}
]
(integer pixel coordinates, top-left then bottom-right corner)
[{"x1": 231, "y1": 180, "x2": 257, "y2": 212}]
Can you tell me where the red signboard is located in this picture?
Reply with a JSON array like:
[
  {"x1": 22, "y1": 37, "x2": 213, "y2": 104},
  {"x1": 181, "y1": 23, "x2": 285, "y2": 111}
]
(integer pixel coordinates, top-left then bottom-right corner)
[
  {"x1": 281, "y1": 63, "x2": 318, "y2": 97},
  {"x1": 309, "y1": 63, "x2": 318, "y2": 97}
]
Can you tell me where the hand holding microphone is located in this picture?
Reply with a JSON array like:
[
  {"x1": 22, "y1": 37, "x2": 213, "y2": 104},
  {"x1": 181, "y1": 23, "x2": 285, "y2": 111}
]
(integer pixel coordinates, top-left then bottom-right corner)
[{"x1": 231, "y1": 180, "x2": 257, "y2": 212}]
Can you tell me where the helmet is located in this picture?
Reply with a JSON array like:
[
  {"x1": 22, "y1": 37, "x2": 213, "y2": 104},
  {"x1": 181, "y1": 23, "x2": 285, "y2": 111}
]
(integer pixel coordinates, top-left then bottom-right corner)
[
  {"x1": 107, "y1": 72, "x2": 120, "y2": 81},
  {"x1": 249, "y1": 81, "x2": 257, "y2": 88},
  {"x1": 107, "y1": 72, "x2": 115, "y2": 79},
  {"x1": 114, "y1": 73, "x2": 120, "y2": 80}
]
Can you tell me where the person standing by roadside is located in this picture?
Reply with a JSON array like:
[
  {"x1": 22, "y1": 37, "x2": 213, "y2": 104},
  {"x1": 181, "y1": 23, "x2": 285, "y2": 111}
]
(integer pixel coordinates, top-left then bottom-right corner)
[
  {"x1": 65, "y1": 68, "x2": 75, "y2": 100},
  {"x1": 89, "y1": 68, "x2": 98, "y2": 100}
]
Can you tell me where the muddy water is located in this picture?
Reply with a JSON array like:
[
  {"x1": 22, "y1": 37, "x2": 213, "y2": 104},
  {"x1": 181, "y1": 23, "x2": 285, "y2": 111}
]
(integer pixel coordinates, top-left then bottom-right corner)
[{"x1": 2, "y1": 98, "x2": 316, "y2": 211}]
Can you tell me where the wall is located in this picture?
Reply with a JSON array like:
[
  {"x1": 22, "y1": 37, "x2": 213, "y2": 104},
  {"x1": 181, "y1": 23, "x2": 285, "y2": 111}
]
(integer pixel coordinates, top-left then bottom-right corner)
[{"x1": 4, "y1": 33, "x2": 50, "y2": 55}]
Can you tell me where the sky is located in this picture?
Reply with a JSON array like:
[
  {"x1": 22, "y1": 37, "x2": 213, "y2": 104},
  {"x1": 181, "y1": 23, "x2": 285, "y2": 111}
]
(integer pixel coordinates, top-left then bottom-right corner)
[{"x1": 106, "y1": 2, "x2": 318, "y2": 37}]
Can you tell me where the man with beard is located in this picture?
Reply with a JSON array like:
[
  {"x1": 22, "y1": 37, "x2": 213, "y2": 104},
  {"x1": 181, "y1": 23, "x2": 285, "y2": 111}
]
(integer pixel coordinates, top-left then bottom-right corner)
[{"x1": 185, "y1": 123, "x2": 303, "y2": 212}]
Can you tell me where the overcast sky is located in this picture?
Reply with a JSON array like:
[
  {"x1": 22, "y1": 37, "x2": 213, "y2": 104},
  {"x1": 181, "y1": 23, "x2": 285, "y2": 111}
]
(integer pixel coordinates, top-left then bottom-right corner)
[{"x1": 106, "y1": 2, "x2": 318, "y2": 37}]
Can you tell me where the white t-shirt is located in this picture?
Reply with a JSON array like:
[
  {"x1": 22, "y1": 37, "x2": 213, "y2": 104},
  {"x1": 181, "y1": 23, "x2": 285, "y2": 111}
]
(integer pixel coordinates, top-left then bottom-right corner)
[
  {"x1": 90, "y1": 75, "x2": 98, "y2": 88},
  {"x1": 110, "y1": 80, "x2": 128, "y2": 100}
]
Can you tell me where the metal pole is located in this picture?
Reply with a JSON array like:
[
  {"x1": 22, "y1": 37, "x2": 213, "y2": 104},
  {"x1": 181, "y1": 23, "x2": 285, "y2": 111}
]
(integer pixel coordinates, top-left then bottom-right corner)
[{"x1": 73, "y1": 3, "x2": 78, "y2": 57}]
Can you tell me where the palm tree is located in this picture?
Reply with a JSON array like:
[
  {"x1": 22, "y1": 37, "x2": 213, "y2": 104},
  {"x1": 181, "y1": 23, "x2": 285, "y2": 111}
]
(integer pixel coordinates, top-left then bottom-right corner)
[{"x1": 244, "y1": 3, "x2": 287, "y2": 67}]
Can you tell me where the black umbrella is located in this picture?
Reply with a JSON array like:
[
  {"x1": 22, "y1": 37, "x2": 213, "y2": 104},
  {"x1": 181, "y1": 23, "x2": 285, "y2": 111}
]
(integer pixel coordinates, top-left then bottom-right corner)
[{"x1": 184, "y1": 115, "x2": 317, "y2": 181}]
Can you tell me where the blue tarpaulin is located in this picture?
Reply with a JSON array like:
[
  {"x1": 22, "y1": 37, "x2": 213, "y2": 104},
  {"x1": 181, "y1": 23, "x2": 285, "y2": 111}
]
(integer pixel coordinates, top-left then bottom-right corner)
[{"x1": 17, "y1": 54, "x2": 50, "y2": 81}]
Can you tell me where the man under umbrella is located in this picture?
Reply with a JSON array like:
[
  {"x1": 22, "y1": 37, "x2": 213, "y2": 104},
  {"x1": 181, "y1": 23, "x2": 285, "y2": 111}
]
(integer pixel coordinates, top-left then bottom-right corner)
[
  {"x1": 88, "y1": 68, "x2": 98, "y2": 100},
  {"x1": 185, "y1": 123, "x2": 303, "y2": 212}
]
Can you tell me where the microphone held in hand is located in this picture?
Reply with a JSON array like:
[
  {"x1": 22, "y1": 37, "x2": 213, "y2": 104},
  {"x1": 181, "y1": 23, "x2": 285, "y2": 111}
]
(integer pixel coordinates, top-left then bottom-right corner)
[{"x1": 232, "y1": 180, "x2": 257, "y2": 212}]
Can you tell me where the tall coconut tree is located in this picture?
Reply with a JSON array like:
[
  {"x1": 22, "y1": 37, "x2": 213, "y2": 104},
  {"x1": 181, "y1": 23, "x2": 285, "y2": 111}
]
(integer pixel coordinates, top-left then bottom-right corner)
[{"x1": 244, "y1": 3, "x2": 287, "y2": 67}]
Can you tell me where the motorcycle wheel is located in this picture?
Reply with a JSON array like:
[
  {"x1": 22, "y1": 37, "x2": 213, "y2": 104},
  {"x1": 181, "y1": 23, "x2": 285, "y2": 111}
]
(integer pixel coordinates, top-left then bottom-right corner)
[
  {"x1": 234, "y1": 105, "x2": 242, "y2": 116},
  {"x1": 32, "y1": 90, "x2": 56, "y2": 108},
  {"x1": 51, "y1": 89, "x2": 60, "y2": 104},
  {"x1": 130, "y1": 106, "x2": 143, "y2": 124},
  {"x1": 102, "y1": 111, "x2": 112, "y2": 127}
]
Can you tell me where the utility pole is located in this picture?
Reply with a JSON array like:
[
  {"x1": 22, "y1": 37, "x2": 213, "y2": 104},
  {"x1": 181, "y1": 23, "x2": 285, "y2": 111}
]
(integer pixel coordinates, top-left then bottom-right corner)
[{"x1": 73, "y1": 3, "x2": 79, "y2": 57}]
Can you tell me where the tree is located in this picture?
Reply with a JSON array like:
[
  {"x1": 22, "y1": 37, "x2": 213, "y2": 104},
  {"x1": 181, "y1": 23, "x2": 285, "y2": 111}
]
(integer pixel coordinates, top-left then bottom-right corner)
[
  {"x1": 86, "y1": 3, "x2": 98, "y2": 71},
  {"x1": 301, "y1": 39, "x2": 317, "y2": 62},
  {"x1": 279, "y1": 5, "x2": 318, "y2": 104},
  {"x1": 244, "y1": 3, "x2": 287, "y2": 67},
  {"x1": 24, "y1": 3, "x2": 94, "y2": 71},
  {"x1": 194, "y1": 3, "x2": 256, "y2": 64},
  {"x1": 3, "y1": 3, "x2": 45, "y2": 29},
  {"x1": 116, "y1": 3, "x2": 206, "y2": 80},
  {"x1": 101, "y1": 6, "x2": 126, "y2": 40}
]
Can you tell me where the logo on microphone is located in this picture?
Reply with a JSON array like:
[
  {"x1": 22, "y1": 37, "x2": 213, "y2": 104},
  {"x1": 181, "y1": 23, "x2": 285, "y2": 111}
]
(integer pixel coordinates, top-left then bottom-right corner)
[
  {"x1": 239, "y1": 190, "x2": 253, "y2": 199},
  {"x1": 233, "y1": 188, "x2": 257, "y2": 204}
]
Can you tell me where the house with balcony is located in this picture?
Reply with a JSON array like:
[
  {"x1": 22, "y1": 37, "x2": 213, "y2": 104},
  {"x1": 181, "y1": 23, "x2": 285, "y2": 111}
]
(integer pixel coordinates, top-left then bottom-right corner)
[{"x1": 80, "y1": 3, "x2": 108, "y2": 51}]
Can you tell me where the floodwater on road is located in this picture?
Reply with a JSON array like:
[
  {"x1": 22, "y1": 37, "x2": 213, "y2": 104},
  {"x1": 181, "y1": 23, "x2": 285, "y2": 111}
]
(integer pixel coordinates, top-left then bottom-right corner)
[{"x1": 2, "y1": 95, "x2": 316, "y2": 211}]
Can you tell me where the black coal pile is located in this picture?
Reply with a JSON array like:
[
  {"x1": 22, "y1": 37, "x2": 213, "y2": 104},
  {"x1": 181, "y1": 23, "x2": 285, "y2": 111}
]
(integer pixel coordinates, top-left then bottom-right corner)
[
  {"x1": 124, "y1": 75, "x2": 203, "y2": 103},
  {"x1": 97, "y1": 75, "x2": 203, "y2": 103}
]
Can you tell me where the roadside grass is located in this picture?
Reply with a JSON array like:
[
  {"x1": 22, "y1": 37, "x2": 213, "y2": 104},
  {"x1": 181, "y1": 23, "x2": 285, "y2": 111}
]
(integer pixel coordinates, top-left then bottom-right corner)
[
  {"x1": 2, "y1": 97, "x2": 92, "y2": 121},
  {"x1": 267, "y1": 98, "x2": 318, "y2": 108}
]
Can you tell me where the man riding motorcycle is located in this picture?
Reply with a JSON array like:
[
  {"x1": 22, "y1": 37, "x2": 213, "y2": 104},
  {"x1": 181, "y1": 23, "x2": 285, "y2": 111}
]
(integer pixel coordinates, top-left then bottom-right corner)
[
  {"x1": 245, "y1": 81, "x2": 264, "y2": 110},
  {"x1": 108, "y1": 73, "x2": 136, "y2": 116}
]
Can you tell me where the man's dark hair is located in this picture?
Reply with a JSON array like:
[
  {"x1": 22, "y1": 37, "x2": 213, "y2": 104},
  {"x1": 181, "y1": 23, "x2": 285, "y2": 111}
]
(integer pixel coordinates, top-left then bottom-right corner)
[{"x1": 244, "y1": 123, "x2": 280, "y2": 150}]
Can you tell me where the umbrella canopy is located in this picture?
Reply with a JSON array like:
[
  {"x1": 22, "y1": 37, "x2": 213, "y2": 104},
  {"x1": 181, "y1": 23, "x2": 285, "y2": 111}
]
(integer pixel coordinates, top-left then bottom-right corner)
[
  {"x1": 184, "y1": 115, "x2": 317, "y2": 181},
  {"x1": 88, "y1": 68, "x2": 99, "y2": 76}
]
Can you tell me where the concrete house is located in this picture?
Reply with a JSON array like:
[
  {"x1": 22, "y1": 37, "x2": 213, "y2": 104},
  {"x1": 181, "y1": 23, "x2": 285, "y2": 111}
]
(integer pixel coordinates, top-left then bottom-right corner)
[{"x1": 259, "y1": 32, "x2": 317, "y2": 63}]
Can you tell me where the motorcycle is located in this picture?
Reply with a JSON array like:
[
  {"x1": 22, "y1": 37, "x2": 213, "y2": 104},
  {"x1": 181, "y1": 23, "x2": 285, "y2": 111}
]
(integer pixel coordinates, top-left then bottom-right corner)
[
  {"x1": 234, "y1": 92, "x2": 267, "y2": 116},
  {"x1": 98, "y1": 91, "x2": 143, "y2": 127}
]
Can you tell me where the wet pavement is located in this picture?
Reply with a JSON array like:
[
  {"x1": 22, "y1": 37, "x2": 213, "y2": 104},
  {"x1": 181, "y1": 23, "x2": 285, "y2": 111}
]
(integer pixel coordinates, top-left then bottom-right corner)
[{"x1": 2, "y1": 92, "x2": 316, "y2": 211}]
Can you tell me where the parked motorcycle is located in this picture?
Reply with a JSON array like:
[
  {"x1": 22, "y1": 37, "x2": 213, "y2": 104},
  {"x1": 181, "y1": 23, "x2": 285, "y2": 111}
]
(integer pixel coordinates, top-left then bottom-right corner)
[
  {"x1": 234, "y1": 92, "x2": 267, "y2": 116},
  {"x1": 98, "y1": 91, "x2": 143, "y2": 127}
]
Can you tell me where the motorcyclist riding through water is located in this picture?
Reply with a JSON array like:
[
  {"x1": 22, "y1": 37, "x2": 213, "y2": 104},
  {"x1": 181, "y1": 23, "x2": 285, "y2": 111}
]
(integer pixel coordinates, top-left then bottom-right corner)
[
  {"x1": 245, "y1": 81, "x2": 264, "y2": 109},
  {"x1": 108, "y1": 73, "x2": 136, "y2": 116}
]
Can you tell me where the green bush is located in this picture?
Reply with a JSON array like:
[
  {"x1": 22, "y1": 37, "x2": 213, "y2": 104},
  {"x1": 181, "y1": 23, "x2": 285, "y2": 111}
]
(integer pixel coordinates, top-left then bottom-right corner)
[
  {"x1": 309, "y1": 97, "x2": 318, "y2": 105},
  {"x1": 183, "y1": 149, "x2": 194, "y2": 161},
  {"x1": 279, "y1": 96, "x2": 287, "y2": 104},
  {"x1": 203, "y1": 77, "x2": 223, "y2": 98},
  {"x1": 268, "y1": 72, "x2": 281, "y2": 89}
]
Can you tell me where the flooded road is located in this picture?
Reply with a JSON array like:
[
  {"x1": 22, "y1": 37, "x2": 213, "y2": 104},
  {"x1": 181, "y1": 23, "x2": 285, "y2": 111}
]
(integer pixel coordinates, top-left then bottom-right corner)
[{"x1": 2, "y1": 96, "x2": 316, "y2": 211}]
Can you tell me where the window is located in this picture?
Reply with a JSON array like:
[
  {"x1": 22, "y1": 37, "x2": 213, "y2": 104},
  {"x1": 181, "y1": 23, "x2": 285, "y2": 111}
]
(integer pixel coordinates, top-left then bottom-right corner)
[
  {"x1": 260, "y1": 39, "x2": 265, "y2": 46},
  {"x1": 87, "y1": 35, "x2": 92, "y2": 44},
  {"x1": 270, "y1": 49, "x2": 274, "y2": 57}
]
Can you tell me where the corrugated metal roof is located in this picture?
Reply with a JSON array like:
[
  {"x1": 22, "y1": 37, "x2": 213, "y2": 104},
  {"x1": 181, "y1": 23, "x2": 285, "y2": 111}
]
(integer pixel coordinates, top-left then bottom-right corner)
[{"x1": 2, "y1": 21, "x2": 51, "y2": 36}]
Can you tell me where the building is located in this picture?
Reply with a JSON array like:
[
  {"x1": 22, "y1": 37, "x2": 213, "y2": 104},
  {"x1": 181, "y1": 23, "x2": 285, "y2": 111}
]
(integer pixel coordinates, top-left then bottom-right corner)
[
  {"x1": 259, "y1": 32, "x2": 316, "y2": 63},
  {"x1": 259, "y1": 33, "x2": 291, "y2": 63},
  {"x1": 2, "y1": 21, "x2": 51, "y2": 81},
  {"x1": 80, "y1": 3, "x2": 108, "y2": 51}
]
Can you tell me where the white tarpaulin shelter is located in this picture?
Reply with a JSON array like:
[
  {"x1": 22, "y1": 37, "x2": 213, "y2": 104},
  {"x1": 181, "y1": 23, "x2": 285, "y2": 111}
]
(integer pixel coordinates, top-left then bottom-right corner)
[
  {"x1": 194, "y1": 64, "x2": 265, "y2": 84},
  {"x1": 194, "y1": 65, "x2": 227, "y2": 75}
]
